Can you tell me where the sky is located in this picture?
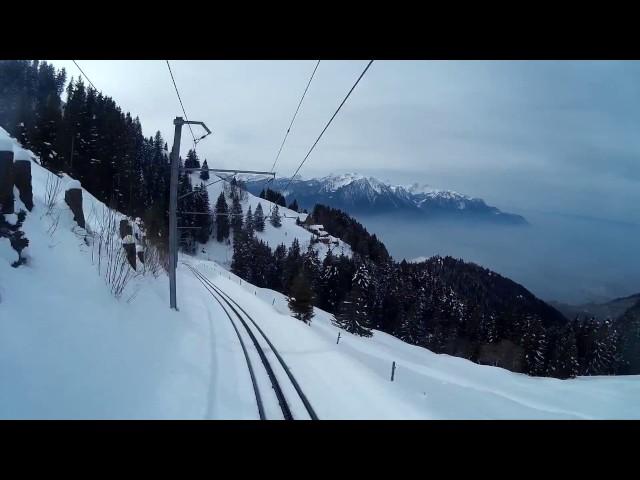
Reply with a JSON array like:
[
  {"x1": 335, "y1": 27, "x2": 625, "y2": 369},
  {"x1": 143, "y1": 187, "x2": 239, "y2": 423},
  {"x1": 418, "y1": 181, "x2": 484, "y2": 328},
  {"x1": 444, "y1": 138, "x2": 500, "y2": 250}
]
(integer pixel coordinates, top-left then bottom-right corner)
[{"x1": 47, "y1": 60, "x2": 640, "y2": 223}]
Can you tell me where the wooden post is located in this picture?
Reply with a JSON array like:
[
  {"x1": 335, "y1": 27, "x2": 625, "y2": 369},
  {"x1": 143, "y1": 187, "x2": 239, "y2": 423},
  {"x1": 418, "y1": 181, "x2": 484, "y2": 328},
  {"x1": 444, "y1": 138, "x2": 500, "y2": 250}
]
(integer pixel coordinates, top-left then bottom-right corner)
[
  {"x1": 0, "y1": 150, "x2": 14, "y2": 214},
  {"x1": 390, "y1": 361, "x2": 396, "y2": 382},
  {"x1": 336, "y1": 332, "x2": 341, "y2": 344},
  {"x1": 14, "y1": 160, "x2": 33, "y2": 211},
  {"x1": 64, "y1": 187, "x2": 85, "y2": 228}
]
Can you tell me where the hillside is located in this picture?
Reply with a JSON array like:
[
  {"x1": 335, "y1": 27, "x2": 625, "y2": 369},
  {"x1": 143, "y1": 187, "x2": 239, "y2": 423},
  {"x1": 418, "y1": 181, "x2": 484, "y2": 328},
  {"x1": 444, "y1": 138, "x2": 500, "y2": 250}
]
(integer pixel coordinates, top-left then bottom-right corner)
[
  {"x1": 2, "y1": 126, "x2": 640, "y2": 418},
  {"x1": 191, "y1": 173, "x2": 352, "y2": 267},
  {"x1": 551, "y1": 293, "x2": 640, "y2": 322}
]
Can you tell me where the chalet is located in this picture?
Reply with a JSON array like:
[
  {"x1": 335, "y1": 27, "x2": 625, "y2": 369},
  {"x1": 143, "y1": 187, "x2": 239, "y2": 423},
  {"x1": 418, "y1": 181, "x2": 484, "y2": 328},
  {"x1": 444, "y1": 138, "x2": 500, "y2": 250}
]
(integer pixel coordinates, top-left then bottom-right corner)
[
  {"x1": 318, "y1": 235, "x2": 339, "y2": 245},
  {"x1": 303, "y1": 222, "x2": 341, "y2": 246}
]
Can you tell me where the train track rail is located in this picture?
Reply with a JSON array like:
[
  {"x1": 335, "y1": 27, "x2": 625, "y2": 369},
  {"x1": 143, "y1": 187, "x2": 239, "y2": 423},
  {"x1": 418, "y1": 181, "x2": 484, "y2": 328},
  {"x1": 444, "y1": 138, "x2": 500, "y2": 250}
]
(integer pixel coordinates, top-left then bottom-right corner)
[{"x1": 184, "y1": 262, "x2": 318, "y2": 420}]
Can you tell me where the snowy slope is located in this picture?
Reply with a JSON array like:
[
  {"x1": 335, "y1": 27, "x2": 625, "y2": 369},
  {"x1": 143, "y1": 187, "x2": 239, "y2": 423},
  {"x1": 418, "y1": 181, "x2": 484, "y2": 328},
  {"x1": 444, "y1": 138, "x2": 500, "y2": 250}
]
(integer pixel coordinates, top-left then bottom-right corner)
[
  {"x1": 191, "y1": 173, "x2": 352, "y2": 268},
  {"x1": 184, "y1": 260, "x2": 640, "y2": 419},
  {"x1": 1, "y1": 127, "x2": 639, "y2": 419}
]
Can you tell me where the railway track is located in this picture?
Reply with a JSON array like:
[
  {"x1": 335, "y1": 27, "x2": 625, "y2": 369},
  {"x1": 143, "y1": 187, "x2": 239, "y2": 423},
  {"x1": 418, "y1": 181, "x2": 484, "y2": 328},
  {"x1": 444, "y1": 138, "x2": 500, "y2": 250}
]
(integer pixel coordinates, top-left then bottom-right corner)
[{"x1": 184, "y1": 262, "x2": 318, "y2": 420}]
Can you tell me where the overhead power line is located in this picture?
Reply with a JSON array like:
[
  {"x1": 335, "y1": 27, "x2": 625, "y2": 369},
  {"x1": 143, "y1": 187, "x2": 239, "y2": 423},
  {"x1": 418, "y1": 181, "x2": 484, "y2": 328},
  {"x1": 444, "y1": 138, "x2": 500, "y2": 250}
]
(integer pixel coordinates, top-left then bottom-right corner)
[
  {"x1": 269, "y1": 60, "x2": 321, "y2": 174},
  {"x1": 283, "y1": 60, "x2": 374, "y2": 193},
  {"x1": 72, "y1": 60, "x2": 98, "y2": 91},
  {"x1": 165, "y1": 60, "x2": 198, "y2": 150}
]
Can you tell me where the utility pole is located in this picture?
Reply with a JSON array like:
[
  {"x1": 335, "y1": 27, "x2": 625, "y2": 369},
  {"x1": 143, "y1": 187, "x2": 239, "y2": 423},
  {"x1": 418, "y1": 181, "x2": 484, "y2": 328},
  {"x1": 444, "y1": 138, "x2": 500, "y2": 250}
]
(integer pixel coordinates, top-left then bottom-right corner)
[
  {"x1": 168, "y1": 115, "x2": 275, "y2": 310},
  {"x1": 169, "y1": 116, "x2": 210, "y2": 310}
]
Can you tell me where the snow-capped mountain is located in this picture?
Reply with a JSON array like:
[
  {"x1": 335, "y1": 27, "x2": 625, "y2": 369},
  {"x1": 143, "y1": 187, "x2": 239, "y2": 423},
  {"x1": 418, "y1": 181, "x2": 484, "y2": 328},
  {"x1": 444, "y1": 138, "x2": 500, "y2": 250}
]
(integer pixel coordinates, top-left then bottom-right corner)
[{"x1": 243, "y1": 173, "x2": 527, "y2": 224}]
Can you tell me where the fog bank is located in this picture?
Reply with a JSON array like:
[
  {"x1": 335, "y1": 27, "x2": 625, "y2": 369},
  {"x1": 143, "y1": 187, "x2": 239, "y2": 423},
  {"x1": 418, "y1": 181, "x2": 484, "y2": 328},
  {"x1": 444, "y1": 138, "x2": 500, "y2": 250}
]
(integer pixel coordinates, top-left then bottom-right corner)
[{"x1": 357, "y1": 212, "x2": 640, "y2": 305}]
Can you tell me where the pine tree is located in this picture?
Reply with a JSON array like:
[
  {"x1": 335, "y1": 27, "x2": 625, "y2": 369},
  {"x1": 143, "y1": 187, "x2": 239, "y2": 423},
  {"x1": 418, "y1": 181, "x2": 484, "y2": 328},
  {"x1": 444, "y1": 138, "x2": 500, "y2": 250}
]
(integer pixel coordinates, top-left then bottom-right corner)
[
  {"x1": 319, "y1": 250, "x2": 341, "y2": 312},
  {"x1": 480, "y1": 312, "x2": 498, "y2": 344},
  {"x1": 335, "y1": 261, "x2": 373, "y2": 337},
  {"x1": 214, "y1": 192, "x2": 230, "y2": 242},
  {"x1": 288, "y1": 271, "x2": 315, "y2": 324},
  {"x1": 231, "y1": 229, "x2": 251, "y2": 279},
  {"x1": 586, "y1": 319, "x2": 619, "y2": 375},
  {"x1": 546, "y1": 325, "x2": 580, "y2": 379},
  {"x1": 248, "y1": 239, "x2": 271, "y2": 287},
  {"x1": 268, "y1": 243, "x2": 287, "y2": 292},
  {"x1": 396, "y1": 296, "x2": 427, "y2": 345},
  {"x1": 270, "y1": 204, "x2": 282, "y2": 227},
  {"x1": 288, "y1": 199, "x2": 299, "y2": 212},
  {"x1": 283, "y1": 238, "x2": 302, "y2": 294},
  {"x1": 617, "y1": 300, "x2": 640, "y2": 374},
  {"x1": 521, "y1": 314, "x2": 548, "y2": 376},
  {"x1": 200, "y1": 159, "x2": 210, "y2": 181},
  {"x1": 244, "y1": 206, "x2": 254, "y2": 237},
  {"x1": 177, "y1": 170, "x2": 196, "y2": 253},
  {"x1": 184, "y1": 149, "x2": 200, "y2": 169},
  {"x1": 302, "y1": 243, "x2": 321, "y2": 291},
  {"x1": 254, "y1": 203, "x2": 265, "y2": 232},
  {"x1": 193, "y1": 182, "x2": 211, "y2": 244},
  {"x1": 231, "y1": 195, "x2": 243, "y2": 237}
]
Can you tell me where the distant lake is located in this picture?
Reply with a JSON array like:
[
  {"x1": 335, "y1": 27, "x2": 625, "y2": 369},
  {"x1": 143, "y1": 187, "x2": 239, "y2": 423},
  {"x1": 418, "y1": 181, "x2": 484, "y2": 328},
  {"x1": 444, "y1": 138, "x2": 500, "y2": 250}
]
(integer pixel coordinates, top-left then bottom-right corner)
[{"x1": 357, "y1": 211, "x2": 640, "y2": 305}]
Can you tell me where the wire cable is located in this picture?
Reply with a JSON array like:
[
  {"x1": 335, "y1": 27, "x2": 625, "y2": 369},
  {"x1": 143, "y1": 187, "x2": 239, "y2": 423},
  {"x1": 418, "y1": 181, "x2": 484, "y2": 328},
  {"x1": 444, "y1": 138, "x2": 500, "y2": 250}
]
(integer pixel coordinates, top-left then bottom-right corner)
[
  {"x1": 165, "y1": 60, "x2": 198, "y2": 151},
  {"x1": 282, "y1": 60, "x2": 374, "y2": 193},
  {"x1": 72, "y1": 60, "x2": 98, "y2": 91},
  {"x1": 269, "y1": 60, "x2": 320, "y2": 174}
]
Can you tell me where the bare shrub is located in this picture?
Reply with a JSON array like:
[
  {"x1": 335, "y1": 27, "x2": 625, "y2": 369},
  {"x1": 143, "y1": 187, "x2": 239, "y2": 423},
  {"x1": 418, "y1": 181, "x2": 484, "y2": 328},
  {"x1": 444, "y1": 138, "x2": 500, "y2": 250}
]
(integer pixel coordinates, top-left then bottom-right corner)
[
  {"x1": 43, "y1": 173, "x2": 62, "y2": 217},
  {"x1": 46, "y1": 211, "x2": 61, "y2": 237},
  {"x1": 140, "y1": 242, "x2": 166, "y2": 278},
  {"x1": 91, "y1": 204, "x2": 140, "y2": 299}
]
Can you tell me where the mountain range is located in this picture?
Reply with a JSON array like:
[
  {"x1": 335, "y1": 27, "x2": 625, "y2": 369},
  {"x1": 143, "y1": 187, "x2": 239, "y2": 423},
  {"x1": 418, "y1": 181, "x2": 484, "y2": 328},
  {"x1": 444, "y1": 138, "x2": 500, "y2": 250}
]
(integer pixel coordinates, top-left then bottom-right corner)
[
  {"x1": 243, "y1": 173, "x2": 527, "y2": 224},
  {"x1": 550, "y1": 292, "x2": 640, "y2": 322}
]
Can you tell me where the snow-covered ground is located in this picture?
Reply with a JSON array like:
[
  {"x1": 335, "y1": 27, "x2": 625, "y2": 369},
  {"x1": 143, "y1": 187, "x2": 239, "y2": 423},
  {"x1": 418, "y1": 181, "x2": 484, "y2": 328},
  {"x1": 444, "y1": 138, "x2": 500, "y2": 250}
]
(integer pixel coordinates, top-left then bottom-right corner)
[
  {"x1": 183, "y1": 260, "x2": 640, "y2": 419},
  {"x1": 191, "y1": 173, "x2": 352, "y2": 268},
  {"x1": 1, "y1": 127, "x2": 639, "y2": 419}
]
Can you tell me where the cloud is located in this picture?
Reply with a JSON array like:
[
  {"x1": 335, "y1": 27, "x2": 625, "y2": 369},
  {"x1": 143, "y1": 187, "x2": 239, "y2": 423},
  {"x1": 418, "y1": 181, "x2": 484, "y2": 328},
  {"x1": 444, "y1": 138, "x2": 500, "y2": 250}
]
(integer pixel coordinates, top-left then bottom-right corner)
[{"x1": 48, "y1": 60, "x2": 640, "y2": 222}]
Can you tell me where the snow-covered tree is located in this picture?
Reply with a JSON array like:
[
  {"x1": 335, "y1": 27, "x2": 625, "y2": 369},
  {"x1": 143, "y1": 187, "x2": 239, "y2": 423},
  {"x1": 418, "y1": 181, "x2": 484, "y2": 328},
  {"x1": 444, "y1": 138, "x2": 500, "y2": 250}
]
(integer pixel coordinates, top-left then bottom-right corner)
[
  {"x1": 231, "y1": 195, "x2": 243, "y2": 238},
  {"x1": 214, "y1": 192, "x2": 230, "y2": 242},
  {"x1": 335, "y1": 261, "x2": 372, "y2": 337},
  {"x1": 193, "y1": 183, "x2": 211, "y2": 244},
  {"x1": 231, "y1": 229, "x2": 251, "y2": 279},
  {"x1": 200, "y1": 159, "x2": 210, "y2": 181},
  {"x1": 254, "y1": 203, "x2": 265, "y2": 232},
  {"x1": 521, "y1": 314, "x2": 548, "y2": 376},
  {"x1": 546, "y1": 325, "x2": 579, "y2": 378},
  {"x1": 270, "y1": 204, "x2": 282, "y2": 227},
  {"x1": 586, "y1": 319, "x2": 619, "y2": 375},
  {"x1": 184, "y1": 149, "x2": 200, "y2": 169},
  {"x1": 244, "y1": 206, "x2": 254, "y2": 237},
  {"x1": 288, "y1": 270, "x2": 314, "y2": 324}
]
